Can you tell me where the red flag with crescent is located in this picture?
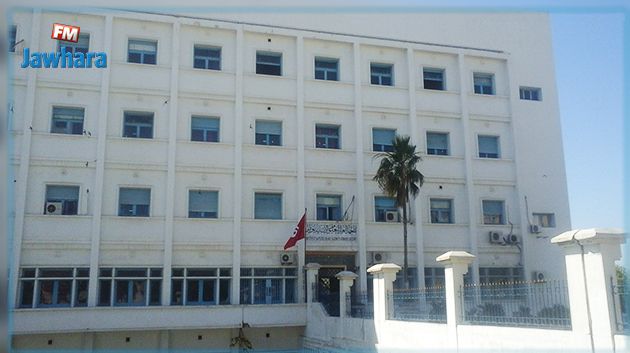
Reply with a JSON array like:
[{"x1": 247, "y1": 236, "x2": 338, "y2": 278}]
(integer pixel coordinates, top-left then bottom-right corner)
[{"x1": 283, "y1": 212, "x2": 306, "y2": 250}]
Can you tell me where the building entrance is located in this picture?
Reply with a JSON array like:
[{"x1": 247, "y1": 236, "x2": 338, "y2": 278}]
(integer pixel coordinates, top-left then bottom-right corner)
[{"x1": 306, "y1": 252, "x2": 356, "y2": 317}]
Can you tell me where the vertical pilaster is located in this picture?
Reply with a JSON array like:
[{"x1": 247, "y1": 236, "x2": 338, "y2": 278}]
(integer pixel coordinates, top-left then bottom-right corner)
[
  {"x1": 231, "y1": 26, "x2": 244, "y2": 305},
  {"x1": 296, "y1": 34, "x2": 306, "y2": 303},
  {"x1": 457, "y1": 53, "x2": 480, "y2": 284},
  {"x1": 367, "y1": 263, "x2": 400, "y2": 322},
  {"x1": 353, "y1": 42, "x2": 367, "y2": 293},
  {"x1": 87, "y1": 13, "x2": 113, "y2": 308},
  {"x1": 9, "y1": 9, "x2": 40, "y2": 307},
  {"x1": 407, "y1": 47, "x2": 425, "y2": 287},
  {"x1": 161, "y1": 20, "x2": 180, "y2": 305}
]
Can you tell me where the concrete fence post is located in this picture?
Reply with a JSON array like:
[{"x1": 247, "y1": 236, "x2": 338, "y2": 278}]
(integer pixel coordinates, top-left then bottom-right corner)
[
  {"x1": 336, "y1": 271, "x2": 358, "y2": 318},
  {"x1": 551, "y1": 228, "x2": 626, "y2": 353},
  {"x1": 305, "y1": 263, "x2": 321, "y2": 309},
  {"x1": 368, "y1": 263, "x2": 401, "y2": 322}
]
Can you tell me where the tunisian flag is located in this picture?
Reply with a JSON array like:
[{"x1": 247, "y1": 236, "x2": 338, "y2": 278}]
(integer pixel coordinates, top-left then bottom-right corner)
[{"x1": 283, "y1": 212, "x2": 306, "y2": 250}]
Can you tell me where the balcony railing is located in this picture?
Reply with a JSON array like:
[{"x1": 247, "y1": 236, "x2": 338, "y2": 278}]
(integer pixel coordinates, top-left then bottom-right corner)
[{"x1": 306, "y1": 222, "x2": 357, "y2": 241}]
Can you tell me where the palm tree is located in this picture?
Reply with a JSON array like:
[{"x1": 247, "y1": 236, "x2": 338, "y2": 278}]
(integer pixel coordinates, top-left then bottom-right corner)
[{"x1": 373, "y1": 135, "x2": 424, "y2": 288}]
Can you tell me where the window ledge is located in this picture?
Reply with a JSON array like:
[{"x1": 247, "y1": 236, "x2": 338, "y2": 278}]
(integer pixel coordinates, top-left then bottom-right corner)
[
  {"x1": 179, "y1": 140, "x2": 232, "y2": 147},
  {"x1": 473, "y1": 157, "x2": 514, "y2": 163},
  {"x1": 107, "y1": 136, "x2": 168, "y2": 143},
  {"x1": 364, "y1": 83, "x2": 405, "y2": 91},
  {"x1": 469, "y1": 93, "x2": 510, "y2": 99},
  {"x1": 424, "y1": 154, "x2": 464, "y2": 160},
  {"x1": 306, "y1": 147, "x2": 354, "y2": 154},
  {"x1": 245, "y1": 72, "x2": 297, "y2": 81},
  {"x1": 36, "y1": 132, "x2": 92, "y2": 139},
  {"x1": 243, "y1": 143, "x2": 297, "y2": 151},
  {"x1": 113, "y1": 61, "x2": 170, "y2": 69},
  {"x1": 418, "y1": 88, "x2": 460, "y2": 95},
  {"x1": 26, "y1": 214, "x2": 92, "y2": 219},
  {"x1": 304, "y1": 78, "x2": 354, "y2": 87},
  {"x1": 423, "y1": 222, "x2": 468, "y2": 227}
]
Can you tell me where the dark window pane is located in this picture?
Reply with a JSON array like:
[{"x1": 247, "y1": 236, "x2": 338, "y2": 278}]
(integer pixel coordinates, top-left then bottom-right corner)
[
  {"x1": 171, "y1": 279, "x2": 183, "y2": 305},
  {"x1": 149, "y1": 280, "x2": 161, "y2": 305},
  {"x1": 19, "y1": 281, "x2": 34, "y2": 308},
  {"x1": 219, "y1": 279, "x2": 230, "y2": 304},
  {"x1": 75, "y1": 280, "x2": 89, "y2": 306}
]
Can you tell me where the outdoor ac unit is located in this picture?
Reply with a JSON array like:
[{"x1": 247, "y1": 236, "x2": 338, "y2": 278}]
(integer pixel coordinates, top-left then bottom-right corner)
[
  {"x1": 45, "y1": 201, "x2": 63, "y2": 215},
  {"x1": 529, "y1": 224, "x2": 541, "y2": 234},
  {"x1": 385, "y1": 211, "x2": 399, "y2": 223},
  {"x1": 280, "y1": 252, "x2": 295, "y2": 265},
  {"x1": 489, "y1": 231, "x2": 503, "y2": 244},
  {"x1": 505, "y1": 234, "x2": 519, "y2": 244},
  {"x1": 532, "y1": 271, "x2": 546, "y2": 282},
  {"x1": 371, "y1": 252, "x2": 388, "y2": 264}
]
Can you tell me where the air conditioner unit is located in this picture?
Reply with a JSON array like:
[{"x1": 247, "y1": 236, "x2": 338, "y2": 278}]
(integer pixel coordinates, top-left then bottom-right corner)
[
  {"x1": 371, "y1": 252, "x2": 388, "y2": 264},
  {"x1": 489, "y1": 231, "x2": 503, "y2": 244},
  {"x1": 385, "y1": 211, "x2": 399, "y2": 223},
  {"x1": 280, "y1": 252, "x2": 295, "y2": 266},
  {"x1": 529, "y1": 224, "x2": 541, "y2": 234},
  {"x1": 505, "y1": 234, "x2": 519, "y2": 244},
  {"x1": 45, "y1": 201, "x2": 63, "y2": 215},
  {"x1": 532, "y1": 271, "x2": 546, "y2": 282}
]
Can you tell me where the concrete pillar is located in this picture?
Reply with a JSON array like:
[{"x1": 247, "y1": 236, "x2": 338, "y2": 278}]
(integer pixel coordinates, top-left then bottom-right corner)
[
  {"x1": 368, "y1": 263, "x2": 401, "y2": 322},
  {"x1": 336, "y1": 271, "x2": 358, "y2": 318},
  {"x1": 305, "y1": 263, "x2": 321, "y2": 308},
  {"x1": 551, "y1": 228, "x2": 626, "y2": 353}
]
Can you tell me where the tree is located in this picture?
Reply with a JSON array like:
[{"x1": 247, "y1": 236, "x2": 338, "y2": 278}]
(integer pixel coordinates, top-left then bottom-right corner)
[{"x1": 373, "y1": 135, "x2": 424, "y2": 288}]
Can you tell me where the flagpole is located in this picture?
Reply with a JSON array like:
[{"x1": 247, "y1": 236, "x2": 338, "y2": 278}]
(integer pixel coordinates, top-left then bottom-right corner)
[{"x1": 303, "y1": 208, "x2": 307, "y2": 304}]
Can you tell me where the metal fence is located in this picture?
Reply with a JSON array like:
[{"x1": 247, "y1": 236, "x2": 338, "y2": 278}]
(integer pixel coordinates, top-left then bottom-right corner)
[
  {"x1": 390, "y1": 286, "x2": 447, "y2": 323},
  {"x1": 346, "y1": 291, "x2": 373, "y2": 319},
  {"x1": 613, "y1": 282, "x2": 629, "y2": 332},
  {"x1": 460, "y1": 279, "x2": 571, "y2": 329}
]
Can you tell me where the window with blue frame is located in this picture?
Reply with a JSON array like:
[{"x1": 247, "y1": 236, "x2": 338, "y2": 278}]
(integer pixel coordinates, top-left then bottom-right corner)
[
  {"x1": 123, "y1": 111, "x2": 154, "y2": 139},
  {"x1": 473, "y1": 73, "x2": 494, "y2": 95},
  {"x1": 254, "y1": 192, "x2": 282, "y2": 220},
  {"x1": 315, "y1": 124, "x2": 340, "y2": 149},
  {"x1": 255, "y1": 120, "x2": 282, "y2": 146},
  {"x1": 519, "y1": 86, "x2": 542, "y2": 101},
  {"x1": 98, "y1": 268, "x2": 162, "y2": 306},
  {"x1": 9, "y1": 25, "x2": 18, "y2": 52},
  {"x1": 240, "y1": 268, "x2": 297, "y2": 305},
  {"x1": 374, "y1": 196, "x2": 398, "y2": 222},
  {"x1": 118, "y1": 187, "x2": 150, "y2": 217},
  {"x1": 171, "y1": 268, "x2": 231, "y2": 305},
  {"x1": 128, "y1": 39, "x2": 157, "y2": 65},
  {"x1": 426, "y1": 132, "x2": 449, "y2": 156},
  {"x1": 193, "y1": 45, "x2": 221, "y2": 70},
  {"x1": 370, "y1": 63, "x2": 393, "y2": 86},
  {"x1": 314, "y1": 57, "x2": 339, "y2": 81},
  {"x1": 256, "y1": 51, "x2": 282, "y2": 76},
  {"x1": 478, "y1": 135, "x2": 500, "y2": 158},
  {"x1": 316, "y1": 194, "x2": 342, "y2": 221},
  {"x1": 45, "y1": 185, "x2": 79, "y2": 215},
  {"x1": 18, "y1": 267, "x2": 89, "y2": 308},
  {"x1": 51, "y1": 106, "x2": 84, "y2": 135},
  {"x1": 423, "y1": 68, "x2": 445, "y2": 90},
  {"x1": 482, "y1": 200, "x2": 505, "y2": 225},
  {"x1": 430, "y1": 198, "x2": 453, "y2": 224},
  {"x1": 57, "y1": 34, "x2": 90, "y2": 55},
  {"x1": 188, "y1": 190, "x2": 218, "y2": 218},
  {"x1": 372, "y1": 128, "x2": 396, "y2": 152},
  {"x1": 191, "y1": 116, "x2": 220, "y2": 142}
]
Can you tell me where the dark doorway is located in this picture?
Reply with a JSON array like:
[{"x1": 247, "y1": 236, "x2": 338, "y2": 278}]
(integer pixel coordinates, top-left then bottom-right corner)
[{"x1": 317, "y1": 266, "x2": 344, "y2": 317}]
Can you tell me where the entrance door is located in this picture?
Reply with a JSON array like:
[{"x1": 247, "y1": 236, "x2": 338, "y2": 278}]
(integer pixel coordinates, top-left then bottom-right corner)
[{"x1": 317, "y1": 266, "x2": 344, "y2": 316}]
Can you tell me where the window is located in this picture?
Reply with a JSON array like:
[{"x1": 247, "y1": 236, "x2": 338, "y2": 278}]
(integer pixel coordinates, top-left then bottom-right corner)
[
  {"x1": 255, "y1": 120, "x2": 282, "y2": 146},
  {"x1": 171, "y1": 268, "x2": 231, "y2": 305},
  {"x1": 128, "y1": 39, "x2": 157, "y2": 65},
  {"x1": 372, "y1": 128, "x2": 396, "y2": 152},
  {"x1": 57, "y1": 34, "x2": 90, "y2": 55},
  {"x1": 426, "y1": 132, "x2": 449, "y2": 156},
  {"x1": 315, "y1": 124, "x2": 340, "y2": 149},
  {"x1": 424, "y1": 267, "x2": 445, "y2": 287},
  {"x1": 370, "y1": 63, "x2": 393, "y2": 86},
  {"x1": 473, "y1": 73, "x2": 494, "y2": 95},
  {"x1": 9, "y1": 25, "x2": 17, "y2": 53},
  {"x1": 423, "y1": 68, "x2": 445, "y2": 90},
  {"x1": 478, "y1": 135, "x2": 500, "y2": 158},
  {"x1": 314, "y1": 57, "x2": 339, "y2": 81},
  {"x1": 394, "y1": 267, "x2": 419, "y2": 289},
  {"x1": 18, "y1": 268, "x2": 88, "y2": 308},
  {"x1": 256, "y1": 51, "x2": 282, "y2": 76},
  {"x1": 482, "y1": 200, "x2": 504, "y2": 225},
  {"x1": 188, "y1": 190, "x2": 218, "y2": 218},
  {"x1": 533, "y1": 213, "x2": 556, "y2": 228},
  {"x1": 254, "y1": 193, "x2": 282, "y2": 220},
  {"x1": 374, "y1": 196, "x2": 398, "y2": 222},
  {"x1": 51, "y1": 106, "x2": 84, "y2": 135},
  {"x1": 519, "y1": 87, "x2": 542, "y2": 101},
  {"x1": 430, "y1": 198, "x2": 453, "y2": 224},
  {"x1": 479, "y1": 267, "x2": 523, "y2": 284},
  {"x1": 193, "y1": 45, "x2": 221, "y2": 70},
  {"x1": 45, "y1": 185, "x2": 79, "y2": 215},
  {"x1": 240, "y1": 268, "x2": 297, "y2": 304},
  {"x1": 316, "y1": 194, "x2": 342, "y2": 221},
  {"x1": 98, "y1": 268, "x2": 162, "y2": 306},
  {"x1": 118, "y1": 188, "x2": 150, "y2": 217},
  {"x1": 123, "y1": 111, "x2": 154, "y2": 139},
  {"x1": 191, "y1": 116, "x2": 220, "y2": 142}
]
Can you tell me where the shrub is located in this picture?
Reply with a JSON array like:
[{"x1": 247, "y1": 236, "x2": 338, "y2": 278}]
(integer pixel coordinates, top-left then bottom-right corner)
[{"x1": 537, "y1": 304, "x2": 570, "y2": 319}]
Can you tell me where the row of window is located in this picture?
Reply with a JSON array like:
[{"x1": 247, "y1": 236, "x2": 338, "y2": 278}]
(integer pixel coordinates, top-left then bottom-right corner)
[
  {"x1": 7, "y1": 28, "x2": 541, "y2": 100},
  {"x1": 18, "y1": 267, "x2": 297, "y2": 308},
  {"x1": 49, "y1": 107, "x2": 503, "y2": 157},
  {"x1": 43, "y1": 184, "x2": 555, "y2": 226}
]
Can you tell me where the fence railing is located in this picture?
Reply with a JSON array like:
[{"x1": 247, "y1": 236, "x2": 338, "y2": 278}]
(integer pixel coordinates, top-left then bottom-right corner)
[
  {"x1": 613, "y1": 282, "x2": 629, "y2": 332},
  {"x1": 460, "y1": 279, "x2": 571, "y2": 330},
  {"x1": 346, "y1": 291, "x2": 373, "y2": 319},
  {"x1": 390, "y1": 286, "x2": 447, "y2": 323}
]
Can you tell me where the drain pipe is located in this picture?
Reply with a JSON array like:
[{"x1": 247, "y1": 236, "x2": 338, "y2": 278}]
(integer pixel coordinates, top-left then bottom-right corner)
[{"x1": 570, "y1": 229, "x2": 595, "y2": 353}]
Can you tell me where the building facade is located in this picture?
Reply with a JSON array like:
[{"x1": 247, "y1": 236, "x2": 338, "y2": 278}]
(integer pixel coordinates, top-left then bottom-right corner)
[{"x1": 8, "y1": 8, "x2": 571, "y2": 351}]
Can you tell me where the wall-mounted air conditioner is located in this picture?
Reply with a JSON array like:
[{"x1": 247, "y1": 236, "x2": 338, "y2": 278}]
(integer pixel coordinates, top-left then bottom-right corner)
[
  {"x1": 529, "y1": 224, "x2": 541, "y2": 234},
  {"x1": 385, "y1": 211, "x2": 399, "y2": 223},
  {"x1": 280, "y1": 252, "x2": 295, "y2": 265},
  {"x1": 371, "y1": 252, "x2": 388, "y2": 264},
  {"x1": 489, "y1": 231, "x2": 503, "y2": 244},
  {"x1": 532, "y1": 271, "x2": 545, "y2": 282},
  {"x1": 505, "y1": 234, "x2": 519, "y2": 244},
  {"x1": 45, "y1": 202, "x2": 63, "y2": 215}
]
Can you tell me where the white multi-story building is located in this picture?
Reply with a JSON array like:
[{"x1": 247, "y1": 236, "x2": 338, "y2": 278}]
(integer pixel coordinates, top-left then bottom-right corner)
[{"x1": 7, "y1": 8, "x2": 571, "y2": 351}]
